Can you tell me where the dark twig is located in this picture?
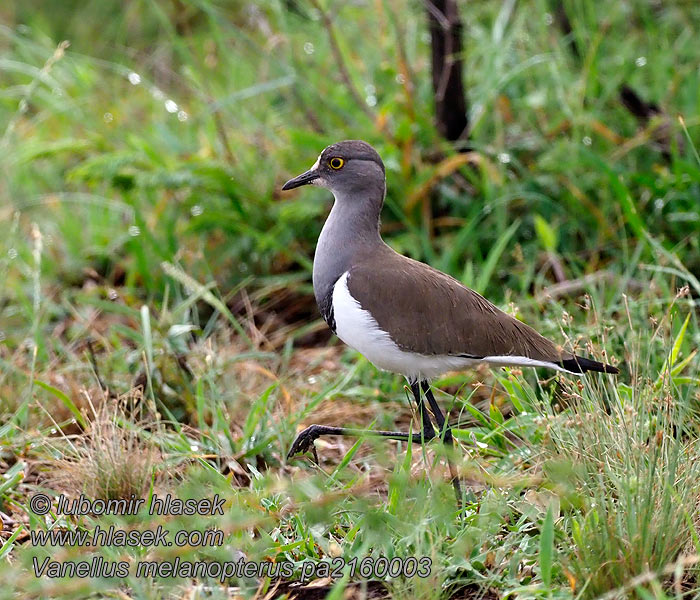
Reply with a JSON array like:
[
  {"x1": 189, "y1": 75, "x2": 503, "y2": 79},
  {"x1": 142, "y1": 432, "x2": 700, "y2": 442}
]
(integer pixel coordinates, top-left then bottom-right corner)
[
  {"x1": 619, "y1": 85, "x2": 661, "y2": 122},
  {"x1": 619, "y1": 84, "x2": 677, "y2": 162},
  {"x1": 423, "y1": 0, "x2": 469, "y2": 143},
  {"x1": 86, "y1": 338, "x2": 110, "y2": 396},
  {"x1": 552, "y1": 0, "x2": 581, "y2": 61}
]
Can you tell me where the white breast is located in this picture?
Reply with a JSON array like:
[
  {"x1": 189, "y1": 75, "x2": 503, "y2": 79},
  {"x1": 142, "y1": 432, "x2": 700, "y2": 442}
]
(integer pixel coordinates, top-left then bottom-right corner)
[{"x1": 331, "y1": 272, "x2": 476, "y2": 381}]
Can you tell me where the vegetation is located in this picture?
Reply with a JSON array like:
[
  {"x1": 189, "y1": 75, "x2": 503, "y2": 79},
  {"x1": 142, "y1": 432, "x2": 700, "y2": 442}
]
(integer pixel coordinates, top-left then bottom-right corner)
[{"x1": 1, "y1": 1, "x2": 699, "y2": 598}]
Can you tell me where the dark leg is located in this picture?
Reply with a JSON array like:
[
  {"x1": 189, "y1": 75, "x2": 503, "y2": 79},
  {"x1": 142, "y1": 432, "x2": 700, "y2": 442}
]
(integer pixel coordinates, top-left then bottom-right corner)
[
  {"x1": 420, "y1": 381, "x2": 462, "y2": 504},
  {"x1": 410, "y1": 380, "x2": 437, "y2": 442},
  {"x1": 287, "y1": 424, "x2": 434, "y2": 460},
  {"x1": 288, "y1": 381, "x2": 440, "y2": 461}
]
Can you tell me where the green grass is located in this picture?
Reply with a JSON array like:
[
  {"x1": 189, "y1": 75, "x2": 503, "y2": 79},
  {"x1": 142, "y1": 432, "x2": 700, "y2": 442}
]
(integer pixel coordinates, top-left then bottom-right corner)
[{"x1": 1, "y1": 1, "x2": 700, "y2": 598}]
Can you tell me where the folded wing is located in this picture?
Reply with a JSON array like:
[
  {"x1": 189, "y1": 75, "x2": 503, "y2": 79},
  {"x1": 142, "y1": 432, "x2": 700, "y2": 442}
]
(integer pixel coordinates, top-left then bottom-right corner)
[{"x1": 347, "y1": 249, "x2": 618, "y2": 374}]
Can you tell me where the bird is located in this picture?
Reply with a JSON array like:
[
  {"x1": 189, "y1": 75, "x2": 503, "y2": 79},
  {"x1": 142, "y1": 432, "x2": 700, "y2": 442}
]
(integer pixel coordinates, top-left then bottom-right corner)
[{"x1": 282, "y1": 140, "x2": 619, "y2": 497}]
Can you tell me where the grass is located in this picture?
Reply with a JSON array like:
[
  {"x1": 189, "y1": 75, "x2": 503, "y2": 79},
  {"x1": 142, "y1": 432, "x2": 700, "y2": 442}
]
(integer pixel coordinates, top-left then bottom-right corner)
[{"x1": 1, "y1": 0, "x2": 700, "y2": 598}]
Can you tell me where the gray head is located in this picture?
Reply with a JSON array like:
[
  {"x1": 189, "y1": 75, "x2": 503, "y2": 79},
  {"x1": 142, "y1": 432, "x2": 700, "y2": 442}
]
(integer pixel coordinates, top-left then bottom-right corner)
[{"x1": 282, "y1": 140, "x2": 386, "y2": 203}]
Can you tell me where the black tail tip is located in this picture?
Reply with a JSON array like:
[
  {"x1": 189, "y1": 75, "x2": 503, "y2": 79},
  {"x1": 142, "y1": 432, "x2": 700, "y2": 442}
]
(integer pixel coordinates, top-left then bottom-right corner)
[{"x1": 561, "y1": 356, "x2": 620, "y2": 375}]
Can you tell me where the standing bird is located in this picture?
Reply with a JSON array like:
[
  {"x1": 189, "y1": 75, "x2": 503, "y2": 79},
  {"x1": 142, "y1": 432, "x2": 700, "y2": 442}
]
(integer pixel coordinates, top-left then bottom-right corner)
[{"x1": 282, "y1": 140, "x2": 618, "y2": 497}]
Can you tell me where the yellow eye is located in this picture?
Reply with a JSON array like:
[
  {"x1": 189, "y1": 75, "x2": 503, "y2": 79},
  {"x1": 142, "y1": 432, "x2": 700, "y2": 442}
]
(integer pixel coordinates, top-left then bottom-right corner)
[{"x1": 329, "y1": 157, "x2": 344, "y2": 170}]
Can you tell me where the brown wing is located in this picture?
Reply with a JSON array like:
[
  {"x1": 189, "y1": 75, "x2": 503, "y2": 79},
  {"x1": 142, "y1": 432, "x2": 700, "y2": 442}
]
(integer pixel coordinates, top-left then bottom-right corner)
[{"x1": 347, "y1": 249, "x2": 572, "y2": 363}]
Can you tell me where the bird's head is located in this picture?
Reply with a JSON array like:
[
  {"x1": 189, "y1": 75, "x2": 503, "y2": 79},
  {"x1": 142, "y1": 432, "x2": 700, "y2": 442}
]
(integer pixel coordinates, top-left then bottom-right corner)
[{"x1": 282, "y1": 140, "x2": 385, "y2": 201}]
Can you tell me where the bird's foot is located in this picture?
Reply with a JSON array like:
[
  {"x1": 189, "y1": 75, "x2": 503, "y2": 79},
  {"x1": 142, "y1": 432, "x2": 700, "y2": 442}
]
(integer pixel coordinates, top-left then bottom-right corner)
[{"x1": 287, "y1": 424, "x2": 326, "y2": 463}]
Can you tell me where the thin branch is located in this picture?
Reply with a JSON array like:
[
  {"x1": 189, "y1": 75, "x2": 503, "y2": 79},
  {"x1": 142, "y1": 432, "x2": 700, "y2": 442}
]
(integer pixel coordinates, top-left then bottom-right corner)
[
  {"x1": 384, "y1": 0, "x2": 416, "y2": 116},
  {"x1": 308, "y1": 0, "x2": 376, "y2": 122},
  {"x1": 536, "y1": 271, "x2": 646, "y2": 303},
  {"x1": 87, "y1": 338, "x2": 110, "y2": 397}
]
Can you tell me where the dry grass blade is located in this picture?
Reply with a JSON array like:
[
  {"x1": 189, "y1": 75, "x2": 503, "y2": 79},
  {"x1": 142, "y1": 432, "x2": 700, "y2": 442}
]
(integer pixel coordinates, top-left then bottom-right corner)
[{"x1": 51, "y1": 391, "x2": 164, "y2": 501}]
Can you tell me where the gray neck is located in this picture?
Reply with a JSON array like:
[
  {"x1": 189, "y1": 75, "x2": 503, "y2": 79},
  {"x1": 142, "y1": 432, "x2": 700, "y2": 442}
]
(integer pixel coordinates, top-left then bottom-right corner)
[{"x1": 313, "y1": 190, "x2": 384, "y2": 310}]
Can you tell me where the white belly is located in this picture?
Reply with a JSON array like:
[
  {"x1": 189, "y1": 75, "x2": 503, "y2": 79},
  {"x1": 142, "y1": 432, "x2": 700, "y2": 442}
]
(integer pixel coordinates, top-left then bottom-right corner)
[{"x1": 331, "y1": 272, "x2": 475, "y2": 381}]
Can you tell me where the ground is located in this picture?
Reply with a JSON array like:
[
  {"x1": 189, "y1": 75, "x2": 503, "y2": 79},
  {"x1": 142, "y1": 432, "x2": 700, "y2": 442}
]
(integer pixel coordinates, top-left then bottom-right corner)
[{"x1": 1, "y1": 1, "x2": 700, "y2": 599}]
